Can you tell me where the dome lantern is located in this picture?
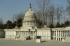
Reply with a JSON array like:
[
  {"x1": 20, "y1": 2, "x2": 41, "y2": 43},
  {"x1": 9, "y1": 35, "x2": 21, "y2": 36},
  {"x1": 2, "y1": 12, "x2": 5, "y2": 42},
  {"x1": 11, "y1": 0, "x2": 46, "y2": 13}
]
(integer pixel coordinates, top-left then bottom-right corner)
[{"x1": 29, "y1": 3, "x2": 32, "y2": 11}]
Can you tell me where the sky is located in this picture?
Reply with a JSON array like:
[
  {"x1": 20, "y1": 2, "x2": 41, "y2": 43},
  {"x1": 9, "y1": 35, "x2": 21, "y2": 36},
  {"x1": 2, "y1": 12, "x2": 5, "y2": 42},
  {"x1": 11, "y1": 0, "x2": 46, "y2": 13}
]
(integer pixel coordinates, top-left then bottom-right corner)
[{"x1": 0, "y1": 0, "x2": 68, "y2": 23}]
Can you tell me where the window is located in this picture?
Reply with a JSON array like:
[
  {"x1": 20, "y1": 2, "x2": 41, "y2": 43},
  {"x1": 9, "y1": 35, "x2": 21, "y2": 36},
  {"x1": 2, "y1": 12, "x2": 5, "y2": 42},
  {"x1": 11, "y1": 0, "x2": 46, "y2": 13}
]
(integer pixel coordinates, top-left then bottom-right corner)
[{"x1": 36, "y1": 36, "x2": 41, "y2": 39}]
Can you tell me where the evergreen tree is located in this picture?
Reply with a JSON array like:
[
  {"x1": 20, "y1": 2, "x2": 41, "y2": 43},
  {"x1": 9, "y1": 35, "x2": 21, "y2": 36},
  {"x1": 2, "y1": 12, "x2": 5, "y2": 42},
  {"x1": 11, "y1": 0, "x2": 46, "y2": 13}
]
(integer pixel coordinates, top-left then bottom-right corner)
[
  {"x1": 5, "y1": 20, "x2": 13, "y2": 29},
  {"x1": 56, "y1": 22, "x2": 61, "y2": 27},
  {"x1": 16, "y1": 18, "x2": 22, "y2": 28},
  {"x1": 12, "y1": 21, "x2": 16, "y2": 28},
  {"x1": 64, "y1": 21, "x2": 70, "y2": 27},
  {"x1": 0, "y1": 18, "x2": 4, "y2": 29}
]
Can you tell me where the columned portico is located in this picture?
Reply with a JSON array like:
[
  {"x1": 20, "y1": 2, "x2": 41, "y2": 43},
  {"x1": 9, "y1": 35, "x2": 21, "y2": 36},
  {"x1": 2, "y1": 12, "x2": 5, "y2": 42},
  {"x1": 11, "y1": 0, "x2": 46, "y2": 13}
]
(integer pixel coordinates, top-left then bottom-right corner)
[
  {"x1": 55, "y1": 30, "x2": 63, "y2": 41},
  {"x1": 52, "y1": 29, "x2": 70, "y2": 41}
]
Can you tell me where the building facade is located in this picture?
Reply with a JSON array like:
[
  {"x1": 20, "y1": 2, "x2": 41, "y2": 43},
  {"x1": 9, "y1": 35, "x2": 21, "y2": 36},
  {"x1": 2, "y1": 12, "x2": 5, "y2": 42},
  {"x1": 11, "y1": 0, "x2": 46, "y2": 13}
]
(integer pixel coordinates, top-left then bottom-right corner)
[{"x1": 4, "y1": 4, "x2": 70, "y2": 41}]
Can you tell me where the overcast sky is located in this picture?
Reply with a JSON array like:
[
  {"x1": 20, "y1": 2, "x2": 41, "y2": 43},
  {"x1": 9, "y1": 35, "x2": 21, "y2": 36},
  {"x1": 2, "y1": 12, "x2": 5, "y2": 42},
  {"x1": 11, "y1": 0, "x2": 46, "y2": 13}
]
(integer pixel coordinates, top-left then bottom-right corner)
[{"x1": 0, "y1": 0, "x2": 67, "y2": 23}]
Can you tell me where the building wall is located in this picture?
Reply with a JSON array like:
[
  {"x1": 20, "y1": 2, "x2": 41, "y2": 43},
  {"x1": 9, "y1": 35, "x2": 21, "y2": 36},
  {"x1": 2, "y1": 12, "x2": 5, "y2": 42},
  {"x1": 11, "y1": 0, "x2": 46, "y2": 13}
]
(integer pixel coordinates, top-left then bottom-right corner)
[
  {"x1": 4, "y1": 27, "x2": 70, "y2": 41},
  {"x1": 37, "y1": 29, "x2": 51, "y2": 41},
  {"x1": 52, "y1": 28, "x2": 70, "y2": 41},
  {"x1": 5, "y1": 30, "x2": 16, "y2": 39},
  {"x1": 0, "y1": 29, "x2": 5, "y2": 38},
  {"x1": 16, "y1": 31, "x2": 36, "y2": 40}
]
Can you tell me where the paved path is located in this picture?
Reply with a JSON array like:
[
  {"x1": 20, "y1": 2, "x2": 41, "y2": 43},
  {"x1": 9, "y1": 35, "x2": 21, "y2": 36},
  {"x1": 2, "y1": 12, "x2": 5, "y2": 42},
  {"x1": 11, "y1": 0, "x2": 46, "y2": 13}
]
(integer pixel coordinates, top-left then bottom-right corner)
[{"x1": 0, "y1": 39, "x2": 70, "y2": 46}]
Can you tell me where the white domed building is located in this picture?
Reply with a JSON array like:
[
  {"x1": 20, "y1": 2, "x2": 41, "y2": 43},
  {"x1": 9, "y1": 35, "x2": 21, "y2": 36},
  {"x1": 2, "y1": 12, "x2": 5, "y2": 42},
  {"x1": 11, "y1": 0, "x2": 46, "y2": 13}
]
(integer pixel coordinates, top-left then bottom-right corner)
[
  {"x1": 22, "y1": 4, "x2": 38, "y2": 29},
  {"x1": 4, "y1": 4, "x2": 70, "y2": 42}
]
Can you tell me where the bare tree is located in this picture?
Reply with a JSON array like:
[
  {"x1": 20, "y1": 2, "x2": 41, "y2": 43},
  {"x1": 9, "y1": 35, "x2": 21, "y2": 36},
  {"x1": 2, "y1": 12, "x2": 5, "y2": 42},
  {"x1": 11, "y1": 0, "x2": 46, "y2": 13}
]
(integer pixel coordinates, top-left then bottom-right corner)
[
  {"x1": 56, "y1": 6, "x2": 63, "y2": 24},
  {"x1": 12, "y1": 12, "x2": 24, "y2": 22},
  {"x1": 48, "y1": 5, "x2": 55, "y2": 27},
  {"x1": 67, "y1": 0, "x2": 70, "y2": 19},
  {"x1": 36, "y1": 0, "x2": 50, "y2": 24}
]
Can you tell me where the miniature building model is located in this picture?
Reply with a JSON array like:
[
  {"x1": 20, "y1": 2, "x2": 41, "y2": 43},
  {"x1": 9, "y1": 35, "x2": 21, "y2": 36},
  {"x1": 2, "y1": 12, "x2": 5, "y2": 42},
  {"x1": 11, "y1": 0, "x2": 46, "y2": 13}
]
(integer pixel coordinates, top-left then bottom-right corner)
[{"x1": 4, "y1": 4, "x2": 70, "y2": 41}]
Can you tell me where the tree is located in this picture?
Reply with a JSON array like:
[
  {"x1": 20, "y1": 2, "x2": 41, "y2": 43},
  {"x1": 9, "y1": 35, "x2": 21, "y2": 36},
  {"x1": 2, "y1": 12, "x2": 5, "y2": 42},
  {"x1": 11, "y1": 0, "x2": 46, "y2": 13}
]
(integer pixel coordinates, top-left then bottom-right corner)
[
  {"x1": 12, "y1": 12, "x2": 24, "y2": 22},
  {"x1": 12, "y1": 21, "x2": 16, "y2": 28},
  {"x1": 49, "y1": 24, "x2": 53, "y2": 28},
  {"x1": 0, "y1": 18, "x2": 4, "y2": 29},
  {"x1": 56, "y1": 22, "x2": 61, "y2": 27},
  {"x1": 48, "y1": 5, "x2": 55, "y2": 28},
  {"x1": 16, "y1": 18, "x2": 22, "y2": 28},
  {"x1": 36, "y1": 0, "x2": 50, "y2": 24},
  {"x1": 12, "y1": 12, "x2": 24, "y2": 28},
  {"x1": 5, "y1": 20, "x2": 13, "y2": 29},
  {"x1": 56, "y1": 6, "x2": 63, "y2": 25},
  {"x1": 60, "y1": 23, "x2": 65, "y2": 27},
  {"x1": 64, "y1": 20, "x2": 70, "y2": 26},
  {"x1": 67, "y1": 0, "x2": 70, "y2": 19}
]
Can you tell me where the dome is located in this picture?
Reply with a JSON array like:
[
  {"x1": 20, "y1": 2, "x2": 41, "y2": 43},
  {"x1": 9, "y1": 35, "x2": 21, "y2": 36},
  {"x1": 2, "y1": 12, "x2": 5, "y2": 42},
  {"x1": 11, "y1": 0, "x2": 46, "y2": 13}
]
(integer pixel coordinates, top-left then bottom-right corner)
[
  {"x1": 25, "y1": 9, "x2": 35, "y2": 18},
  {"x1": 22, "y1": 4, "x2": 38, "y2": 28},
  {"x1": 24, "y1": 4, "x2": 36, "y2": 21}
]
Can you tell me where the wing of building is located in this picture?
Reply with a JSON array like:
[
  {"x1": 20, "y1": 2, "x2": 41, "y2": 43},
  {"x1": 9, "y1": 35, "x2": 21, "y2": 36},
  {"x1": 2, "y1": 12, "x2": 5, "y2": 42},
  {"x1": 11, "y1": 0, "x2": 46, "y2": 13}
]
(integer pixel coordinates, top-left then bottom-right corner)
[{"x1": 4, "y1": 4, "x2": 70, "y2": 41}]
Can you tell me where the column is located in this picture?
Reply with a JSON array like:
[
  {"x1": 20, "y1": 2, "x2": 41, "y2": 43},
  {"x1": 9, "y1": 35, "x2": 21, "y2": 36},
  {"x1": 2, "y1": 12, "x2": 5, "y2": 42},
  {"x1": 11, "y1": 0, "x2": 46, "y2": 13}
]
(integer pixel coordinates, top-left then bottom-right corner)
[
  {"x1": 27, "y1": 31, "x2": 29, "y2": 36},
  {"x1": 64, "y1": 31, "x2": 65, "y2": 38},
  {"x1": 66, "y1": 31, "x2": 67, "y2": 37},
  {"x1": 62, "y1": 31, "x2": 64, "y2": 37},
  {"x1": 33, "y1": 32, "x2": 35, "y2": 40},
  {"x1": 68, "y1": 31, "x2": 69, "y2": 36},
  {"x1": 61, "y1": 31, "x2": 63, "y2": 38},
  {"x1": 69, "y1": 31, "x2": 70, "y2": 36},
  {"x1": 54, "y1": 31, "x2": 55, "y2": 37},
  {"x1": 56, "y1": 31, "x2": 57, "y2": 41},
  {"x1": 57, "y1": 30, "x2": 59, "y2": 41},
  {"x1": 63, "y1": 31, "x2": 65, "y2": 38},
  {"x1": 54, "y1": 31, "x2": 56, "y2": 40},
  {"x1": 67, "y1": 30, "x2": 69, "y2": 37},
  {"x1": 60, "y1": 31, "x2": 61, "y2": 41},
  {"x1": 26, "y1": 32, "x2": 27, "y2": 37}
]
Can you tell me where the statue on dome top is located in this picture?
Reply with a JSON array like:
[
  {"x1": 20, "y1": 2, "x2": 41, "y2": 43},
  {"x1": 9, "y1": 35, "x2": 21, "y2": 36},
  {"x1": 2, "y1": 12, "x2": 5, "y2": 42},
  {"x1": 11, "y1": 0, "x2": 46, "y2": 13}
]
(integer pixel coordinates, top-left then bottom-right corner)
[{"x1": 29, "y1": 3, "x2": 32, "y2": 8}]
